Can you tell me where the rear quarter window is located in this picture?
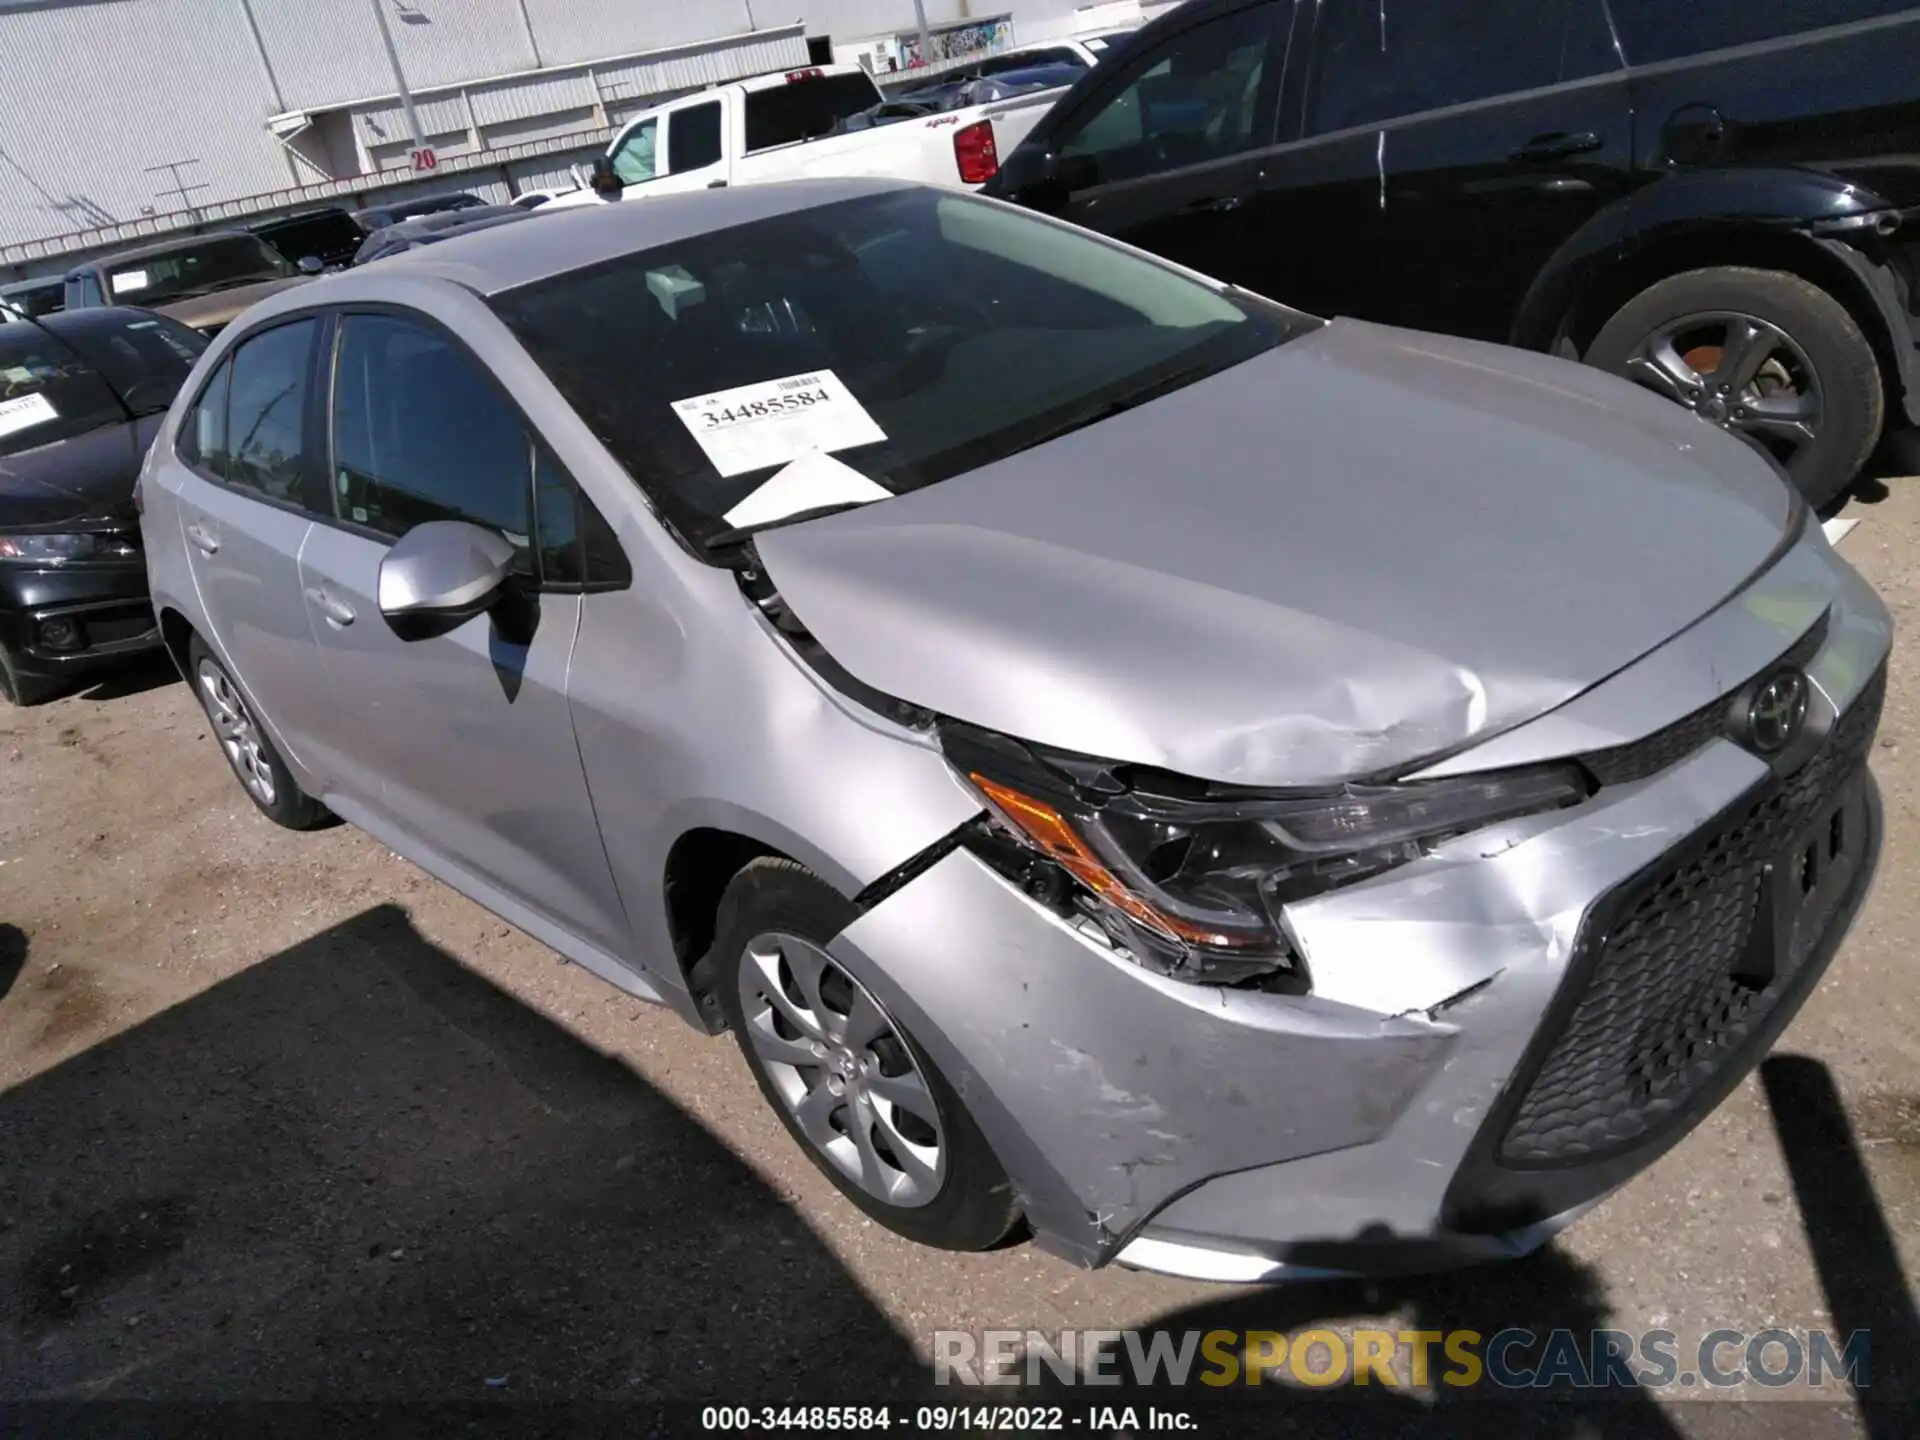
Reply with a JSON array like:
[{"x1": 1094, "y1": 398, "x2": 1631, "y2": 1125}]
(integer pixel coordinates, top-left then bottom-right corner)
[{"x1": 743, "y1": 74, "x2": 883, "y2": 152}]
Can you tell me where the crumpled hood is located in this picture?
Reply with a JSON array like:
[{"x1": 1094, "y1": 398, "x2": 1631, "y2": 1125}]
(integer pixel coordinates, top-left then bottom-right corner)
[
  {"x1": 0, "y1": 414, "x2": 159, "y2": 528},
  {"x1": 754, "y1": 320, "x2": 1797, "y2": 787}
]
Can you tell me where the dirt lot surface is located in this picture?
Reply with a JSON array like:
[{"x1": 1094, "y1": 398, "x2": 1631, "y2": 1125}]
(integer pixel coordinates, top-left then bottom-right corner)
[{"x1": 3, "y1": 484, "x2": 1919, "y2": 1437}]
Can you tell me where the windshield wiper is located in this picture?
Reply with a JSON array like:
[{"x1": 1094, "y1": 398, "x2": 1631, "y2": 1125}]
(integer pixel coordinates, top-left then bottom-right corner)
[
  {"x1": 702, "y1": 501, "x2": 874, "y2": 553},
  {"x1": 1001, "y1": 356, "x2": 1229, "y2": 461}
]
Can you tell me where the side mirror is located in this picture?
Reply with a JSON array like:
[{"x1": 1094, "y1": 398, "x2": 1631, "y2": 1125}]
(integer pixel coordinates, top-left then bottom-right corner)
[
  {"x1": 378, "y1": 520, "x2": 517, "y2": 641},
  {"x1": 589, "y1": 156, "x2": 623, "y2": 199},
  {"x1": 296, "y1": 255, "x2": 325, "y2": 275}
]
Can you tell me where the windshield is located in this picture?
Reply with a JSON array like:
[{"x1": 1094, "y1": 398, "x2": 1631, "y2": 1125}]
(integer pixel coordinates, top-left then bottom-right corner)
[
  {"x1": 489, "y1": 189, "x2": 1315, "y2": 552},
  {"x1": 1, "y1": 281, "x2": 64, "y2": 319},
  {"x1": 744, "y1": 73, "x2": 885, "y2": 152},
  {"x1": 254, "y1": 211, "x2": 365, "y2": 263},
  {"x1": 0, "y1": 323, "x2": 124, "y2": 458},
  {"x1": 105, "y1": 235, "x2": 294, "y2": 305}
]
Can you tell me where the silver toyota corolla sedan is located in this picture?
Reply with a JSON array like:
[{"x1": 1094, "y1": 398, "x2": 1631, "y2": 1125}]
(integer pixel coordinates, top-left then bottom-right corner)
[{"x1": 140, "y1": 178, "x2": 1889, "y2": 1281}]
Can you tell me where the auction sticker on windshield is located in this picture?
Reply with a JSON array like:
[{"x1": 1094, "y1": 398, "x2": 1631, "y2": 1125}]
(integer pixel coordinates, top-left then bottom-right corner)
[
  {"x1": 110, "y1": 269, "x2": 150, "y2": 295},
  {"x1": 671, "y1": 370, "x2": 886, "y2": 478},
  {"x1": 0, "y1": 392, "x2": 56, "y2": 440}
]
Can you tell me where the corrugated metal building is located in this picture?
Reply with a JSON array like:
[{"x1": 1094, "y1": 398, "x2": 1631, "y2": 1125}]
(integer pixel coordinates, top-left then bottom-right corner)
[{"x1": 0, "y1": 0, "x2": 1146, "y2": 276}]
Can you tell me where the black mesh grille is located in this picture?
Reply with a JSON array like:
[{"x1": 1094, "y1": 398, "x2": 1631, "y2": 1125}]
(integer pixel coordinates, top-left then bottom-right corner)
[
  {"x1": 1579, "y1": 615, "x2": 1829, "y2": 787},
  {"x1": 1498, "y1": 663, "x2": 1885, "y2": 1166}
]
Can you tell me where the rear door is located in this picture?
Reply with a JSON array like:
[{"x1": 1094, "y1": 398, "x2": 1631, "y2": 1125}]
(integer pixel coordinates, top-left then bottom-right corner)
[
  {"x1": 1609, "y1": 1, "x2": 1920, "y2": 180},
  {"x1": 1031, "y1": 1, "x2": 1290, "y2": 294},
  {"x1": 1258, "y1": 0, "x2": 1632, "y2": 339},
  {"x1": 294, "y1": 308, "x2": 631, "y2": 957},
  {"x1": 168, "y1": 317, "x2": 330, "y2": 766}
]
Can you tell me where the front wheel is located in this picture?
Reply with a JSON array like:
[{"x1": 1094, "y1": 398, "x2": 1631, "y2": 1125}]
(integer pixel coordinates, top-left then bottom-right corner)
[
  {"x1": 714, "y1": 858, "x2": 1022, "y2": 1251},
  {"x1": 186, "y1": 635, "x2": 331, "y2": 831},
  {"x1": 1585, "y1": 266, "x2": 1883, "y2": 511}
]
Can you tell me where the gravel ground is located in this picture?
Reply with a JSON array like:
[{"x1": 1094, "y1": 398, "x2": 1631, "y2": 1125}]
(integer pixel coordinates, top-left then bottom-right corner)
[{"x1": 1, "y1": 482, "x2": 1917, "y2": 1438}]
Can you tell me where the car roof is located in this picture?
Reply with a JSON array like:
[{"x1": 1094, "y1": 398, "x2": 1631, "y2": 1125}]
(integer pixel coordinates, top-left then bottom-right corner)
[
  {"x1": 0, "y1": 276, "x2": 61, "y2": 294},
  {"x1": 319, "y1": 176, "x2": 916, "y2": 296},
  {"x1": 70, "y1": 230, "x2": 259, "y2": 273}
]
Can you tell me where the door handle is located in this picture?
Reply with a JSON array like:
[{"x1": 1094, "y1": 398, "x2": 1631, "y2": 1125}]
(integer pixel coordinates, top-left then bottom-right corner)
[
  {"x1": 707, "y1": 178, "x2": 729, "y2": 188},
  {"x1": 303, "y1": 586, "x2": 356, "y2": 628},
  {"x1": 1509, "y1": 130, "x2": 1603, "y2": 163},
  {"x1": 1178, "y1": 194, "x2": 1247, "y2": 215},
  {"x1": 185, "y1": 522, "x2": 219, "y2": 555}
]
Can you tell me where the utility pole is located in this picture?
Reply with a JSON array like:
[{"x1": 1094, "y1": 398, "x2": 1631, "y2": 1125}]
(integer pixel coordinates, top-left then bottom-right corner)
[
  {"x1": 912, "y1": 0, "x2": 932, "y2": 64},
  {"x1": 370, "y1": 0, "x2": 428, "y2": 150},
  {"x1": 144, "y1": 159, "x2": 210, "y2": 220}
]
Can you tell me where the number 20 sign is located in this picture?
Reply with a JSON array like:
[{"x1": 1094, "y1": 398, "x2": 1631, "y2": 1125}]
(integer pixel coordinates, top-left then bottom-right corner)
[{"x1": 409, "y1": 148, "x2": 438, "y2": 172}]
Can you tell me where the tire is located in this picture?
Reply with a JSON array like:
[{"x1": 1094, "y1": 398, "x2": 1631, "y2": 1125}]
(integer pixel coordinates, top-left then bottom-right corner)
[
  {"x1": 0, "y1": 646, "x2": 61, "y2": 707},
  {"x1": 713, "y1": 858, "x2": 1022, "y2": 1251},
  {"x1": 186, "y1": 634, "x2": 332, "y2": 831},
  {"x1": 1585, "y1": 266, "x2": 1883, "y2": 511}
]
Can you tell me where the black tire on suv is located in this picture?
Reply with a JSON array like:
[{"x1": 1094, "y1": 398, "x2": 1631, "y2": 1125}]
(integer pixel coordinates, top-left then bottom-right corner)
[{"x1": 1585, "y1": 266, "x2": 1883, "y2": 511}]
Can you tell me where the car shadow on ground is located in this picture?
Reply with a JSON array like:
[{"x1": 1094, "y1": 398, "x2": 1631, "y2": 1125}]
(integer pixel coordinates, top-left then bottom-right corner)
[
  {"x1": 0, "y1": 905, "x2": 934, "y2": 1431},
  {"x1": 71, "y1": 652, "x2": 180, "y2": 705},
  {"x1": 1, "y1": 908, "x2": 1914, "y2": 1438}
]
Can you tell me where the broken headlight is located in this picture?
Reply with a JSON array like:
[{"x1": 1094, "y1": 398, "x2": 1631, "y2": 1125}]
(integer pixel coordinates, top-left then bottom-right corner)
[{"x1": 945, "y1": 725, "x2": 1588, "y2": 984}]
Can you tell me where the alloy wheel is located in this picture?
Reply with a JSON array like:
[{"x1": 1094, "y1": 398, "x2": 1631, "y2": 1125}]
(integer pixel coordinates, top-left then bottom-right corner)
[
  {"x1": 737, "y1": 931, "x2": 948, "y2": 1208},
  {"x1": 1618, "y1": 310, "x2": 1823, "y2": 472},
  {"x1": 196, "y1": 658, "x2": 277, "y2": 806}
]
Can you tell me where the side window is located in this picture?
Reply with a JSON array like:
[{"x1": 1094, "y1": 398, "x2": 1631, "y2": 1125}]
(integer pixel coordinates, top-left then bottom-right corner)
[
  {"x1": 1056, "y1": 5, "x2": 1277, "y2": 188},
  {"x1": 534, "y1": 445, "x2": 631, "y2": 590},
  {"x1": 1306, "y1": 0, "x2": 1612, "y2": 135},
  {"x1": 668, "y1": 101, "x2": 724, "y2": 173},
  {"x1": 1608, "y1": 0, "x2": 1910, "y2": 65},
  {"x1": 329, "y1": 313, "x2": 531, "y2": 552},
  {"x1": 176, "y1": 358, "x2": 231, "y2": 475},
  {"x1": 610, "y1": 118, "x2": 659, "y2": 186},
  {"x1": 225, "y1": 319, "x2": 316, "y2": 504}
]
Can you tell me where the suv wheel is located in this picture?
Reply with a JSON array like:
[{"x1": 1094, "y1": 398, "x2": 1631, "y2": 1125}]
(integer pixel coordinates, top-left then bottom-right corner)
[
  {"x1": 1586, "y1": 266, "x2": 1883, "y2": 510},
  {"x1": 713, "y1": 858, "x2": 1022, "y2": 1251},
  {"x1": 187, "y1": 635, "x2": 331, "y2": 830}
]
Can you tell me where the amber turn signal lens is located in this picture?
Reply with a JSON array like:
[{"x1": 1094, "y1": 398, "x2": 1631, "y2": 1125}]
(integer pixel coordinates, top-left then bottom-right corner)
[{"x1": 968, "y1": 773, "x2": 1246, "y2": 948}]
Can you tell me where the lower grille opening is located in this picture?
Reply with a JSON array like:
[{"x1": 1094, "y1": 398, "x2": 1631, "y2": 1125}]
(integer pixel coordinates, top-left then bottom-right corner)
[{"x1": 1496, "y1": 664, "x2": 1885, "y2": 1168}]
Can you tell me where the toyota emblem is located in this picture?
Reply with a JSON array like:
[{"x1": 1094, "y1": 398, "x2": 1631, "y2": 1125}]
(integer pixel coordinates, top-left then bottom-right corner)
[{"x1": 1747, "y1": 670, "x2": 1810, "y2": 754}]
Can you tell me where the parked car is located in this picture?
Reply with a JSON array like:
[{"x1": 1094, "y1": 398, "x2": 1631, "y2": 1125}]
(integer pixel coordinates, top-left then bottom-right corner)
[
  {"x1": 1, "y1": 306, "x2": 206, "y2": 704},
  {"x1": 0, "y1": 277, "x2": 64, "y2": 320},
  {"x1": 880, "y1": 34, "x2": 1128, "y2": 101},
  {"x1": 64, "y1": 232, "x2": 315, "y2": 336},
  {"x1": 510, "y1": 187, "x2": 577, "y2": 210},
  {"x1": 352, "y1": 206, "x2": 534, "y2": 266},
  {"x1": 356, "y1": 193, "x2": 489, "y2": 230},
  {"x1": 143, "y1": 180, "x2": 1886, "y2": 1276},
  {"x1": 955, "y1": 62, "x2": 1092, "y2": 108},
  {"x1": 546, "y1": 62, "x2": 1070, "y2": 210},
  {"x1": 248, "y1": 206, "x2": 368, "y2": 271},
  {"x1": 988, "y1": 0, "x2": 1920, "y2": 508}
]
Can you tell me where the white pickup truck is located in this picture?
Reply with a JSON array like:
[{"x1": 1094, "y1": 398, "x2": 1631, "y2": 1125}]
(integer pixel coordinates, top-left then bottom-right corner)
[{"x1": 546, "y1": 63, "x2": 1068, "y2": 209}]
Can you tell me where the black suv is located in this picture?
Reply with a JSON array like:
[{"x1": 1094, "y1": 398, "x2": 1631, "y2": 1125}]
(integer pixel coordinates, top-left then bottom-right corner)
[{"x1": 989, "y1": 0, "x2": 1920, "y2": 507}]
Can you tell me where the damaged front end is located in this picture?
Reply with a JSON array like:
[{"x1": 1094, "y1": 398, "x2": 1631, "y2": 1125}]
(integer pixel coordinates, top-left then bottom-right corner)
[{"x1": 939, "y1": 719, "x2": 1589, "y2": 989}]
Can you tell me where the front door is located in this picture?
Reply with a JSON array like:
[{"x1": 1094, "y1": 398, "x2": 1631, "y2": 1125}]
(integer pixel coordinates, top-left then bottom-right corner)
[
  {"x1": 167, "y1": 317, "x2": 329, "y2": 768},
  {"x1": 296, "y1": 309, "x2": 631, "y2": 958}
]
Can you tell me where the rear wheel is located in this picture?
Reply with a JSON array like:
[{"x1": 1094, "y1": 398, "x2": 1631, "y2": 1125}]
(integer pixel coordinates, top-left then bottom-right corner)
[
  {"x1": 186, "y1": 635, "x2": 331, "y2": 830},
  {"x1": 1585, "y1": 266, "x2": 1883, "y2": 510},
  {"x1": 713, "y1": 858, "x2": 1021, "y2": 1251}
]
